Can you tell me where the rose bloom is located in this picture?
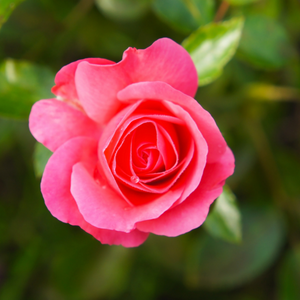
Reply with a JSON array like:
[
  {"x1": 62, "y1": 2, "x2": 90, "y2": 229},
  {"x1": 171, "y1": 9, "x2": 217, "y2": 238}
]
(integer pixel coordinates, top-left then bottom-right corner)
[{"x1": 29, "y1": 38, "x2": 234, "y2": 247}]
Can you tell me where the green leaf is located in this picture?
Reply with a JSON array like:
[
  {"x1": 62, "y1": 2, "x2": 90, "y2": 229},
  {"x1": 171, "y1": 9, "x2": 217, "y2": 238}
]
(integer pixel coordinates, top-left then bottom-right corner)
[
  {"x1": 278, "y1": 245, "x2": 300, "y2": 300},
  {"x1": 226, "y1": 0, "x2": 260, "y2": 5},
  {"x1": 204, "y1": 186, "x2": 242, "y2": 243},
  {"x1": 238, "y1": 14, "x2": 292, "y2": 69},
  {"x1": 185, "y1": 205, "x2": 285, "y2": 289},
  {"x1": 0, "y1": 0, "x2": 24, "y2": 29},
  {"x1": 33, "y1": 142, "x2": 52, "y2": 178},
  {"x1": 182, "y1": 17, "x2": 244, "y2": 86},
  {"x1": 95, "y1": 0, "x2": 152, "y2": 21},
  {"x1": 152, "y1": 0, "x2": 215, "y2": 34},
  {"x1": 0, "y1": 59, "x2": 54, "y2": 119}
]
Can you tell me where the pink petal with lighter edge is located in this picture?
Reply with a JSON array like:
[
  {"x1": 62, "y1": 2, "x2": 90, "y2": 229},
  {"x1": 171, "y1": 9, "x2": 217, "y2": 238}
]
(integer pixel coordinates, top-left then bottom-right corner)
[
  {"x1": 29, "y1": 99, "x2": 101, "y2": 152},
  {"x1": 161, "y1": 100, "x2": 207, "y2": 203},
  {"x1": 122, "y1": 38, "x2": 198, "y2": 97},
  {"x1": 136, "y1": 187, "x2": 222, "y2": 236},
  {"x1": 118, "y1": 81, "x2": 227, "y2": 163},
  {"x1": 79, "y1": 222, "x2": 149, "y2": 247},
  {"x1": 98, "y1": 102, "x2": 143, "y2": 196},
  {"x1": 75, "y1": 61, "x2": 131, "y2": 124},
  {"x1": 74, "y1": 38, "x2": 198, "y2": 124},
  {"x1": 52, "y1": 58, "x2": 114, "y2": 102},
  {"x1": 41, "y1": 137, "x2": 98, "y2": 224},
  {"x1": 135, "y1": 147, "x2": 235, "y2": 236},
  {"x1": 200, "y1": 146, "x2": 235, "y2": 191},
  {"x1": 41, "y1": 136, "x2": 148, "y2": 247},
  {"x1": 71, "y1": 162, "x2": 184, "y2": 232}
]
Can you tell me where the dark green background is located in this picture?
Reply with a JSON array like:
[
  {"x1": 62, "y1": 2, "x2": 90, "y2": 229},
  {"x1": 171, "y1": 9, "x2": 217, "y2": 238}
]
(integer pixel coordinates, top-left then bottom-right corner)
[{"x1": 0, "y1": 0, "x2": 300, "y2": 299}]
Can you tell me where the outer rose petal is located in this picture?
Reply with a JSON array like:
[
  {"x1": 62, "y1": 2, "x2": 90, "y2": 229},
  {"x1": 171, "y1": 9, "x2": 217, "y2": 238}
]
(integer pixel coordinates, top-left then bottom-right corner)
[
  {"x1": 136, "y1": 186, "x2": 222, "y2": 236},
  {"x1": 74, "y1": 38, "x2": 198, "y2": 125},
  {"x1": 71, "y1": 162, "x2": 183, "y2": 233},
  {"x1": 41, "y1": 136, "x2": 148, "y2": 247},
  {"x1": 75, "y1": 62, "x2": 131, "y2": 124},
  {"x1": 118, "y1": 81, "x2": 227, "y2": 163},
  {"x1": 82, "y1": 222, "x2": 149, "y2": 247},
  {"x1": 52, "y1": 58, "x2": 114, "y2": 102},
  {"x1": 122, "y1": 38, "x2": 198, "y2": 97},
  {"x1": 200, "y1": 146, "x2": 235, "y2": 190},
  {"x1": 135, "y1": 146, "x2": 235, "y2": 236},
  {"x1": 29, "y1": 99, "x2": 100, "y2": 151},
  {"x1": 41, "y1": 137, "x2": 98, "y2": 224}
]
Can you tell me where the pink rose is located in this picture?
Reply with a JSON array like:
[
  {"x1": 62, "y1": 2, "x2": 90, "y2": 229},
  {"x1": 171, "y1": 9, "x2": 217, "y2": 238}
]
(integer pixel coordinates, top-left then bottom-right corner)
[{"x1": 29, "y1": 38, "x2": 234, "y2": 247}]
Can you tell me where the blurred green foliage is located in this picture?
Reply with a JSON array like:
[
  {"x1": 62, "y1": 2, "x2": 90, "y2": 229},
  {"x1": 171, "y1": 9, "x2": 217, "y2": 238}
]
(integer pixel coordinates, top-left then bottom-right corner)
[
  {"x1": 0, "y1": 59, "x2": 54, "y2": 119},
  {"x1": 0, "y1": 0, "x2": 24, "y2": 29},
  {"x1": 204, "y1": 185, "x2": 242, "y2": 243},
  {"x1": 0, "y1": 0, "x2": 300, "y2": 299},
  {"x1": 152, "y1": 0, "x2": 215, "y2": 33}
]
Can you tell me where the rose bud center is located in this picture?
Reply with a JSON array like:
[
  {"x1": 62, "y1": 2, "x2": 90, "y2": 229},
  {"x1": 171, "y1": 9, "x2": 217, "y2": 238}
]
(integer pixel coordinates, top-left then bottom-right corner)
[{"x1": 99, "y1": 100, "x2": 195, "y2": 206}]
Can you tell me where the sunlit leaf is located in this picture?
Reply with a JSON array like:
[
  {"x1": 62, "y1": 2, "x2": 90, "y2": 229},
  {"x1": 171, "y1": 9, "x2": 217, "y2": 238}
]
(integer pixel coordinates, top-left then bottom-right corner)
[
  {"x1": 204, "y1": 186, "x2": 242, "y2": 243},
  {"x1": 238, "y1": 14, "x2": 292, "y2": 69},
  {"x1": 0, "y1": 59, "x2": 54, "y2": 119},
  {"x1": 182, "y1": 17, "x2": 244, "y2": 86},
  {"x1": 33, "y1": 142, "x2": 52, "y2": 178},
  {"x1": 185, "y1": 205, "x2": 286, "y2": 289},
  {"x1": 152, "y1": 0, "x2": 215, "y2": 34},
  {"x1": 0, "y1": 0, "x2": 24, "y2": 29}
]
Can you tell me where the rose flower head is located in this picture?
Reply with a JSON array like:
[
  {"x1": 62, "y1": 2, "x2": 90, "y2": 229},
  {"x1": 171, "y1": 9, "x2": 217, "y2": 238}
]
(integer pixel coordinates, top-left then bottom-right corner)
[{"x1": 29, "y1": 38, "x2": 235, "y2": 247}]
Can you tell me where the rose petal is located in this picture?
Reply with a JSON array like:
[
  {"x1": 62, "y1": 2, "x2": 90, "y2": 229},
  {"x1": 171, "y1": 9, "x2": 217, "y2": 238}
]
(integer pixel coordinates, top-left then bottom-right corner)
[
  {"x1": 29, "y1": 99, "x2": 100, "y2": 151},
  {"x1": 122, "y1": 38, "x2": 198, "y2": 97},
  {"x1": 200, "y1": 146, "x2": 235, "y2": 190},
  {"x1": 75, "y1": 38, "x2": 197, "y2": 124},
  {"x1": 155, "y1": 122, "x2": 178, "y2": 170},
  {"x1": 41, "y1": 136, "x2": 148, "y2": 247},
  {"x1": 99, "y1": 102, "x2": 143, "y2": 195},
  {"x1": 160, "y1": 100, "x2": 208, "y2": 202},
  {"x1": 118, "y1": 81, "x2": 227, "y2": 163},
  {"x1": 80, "y1": 223, "x2": 149, "y2": 247},
  {"x1": 75, "y1": 61, "x2": 131, "y2": 124},
  {"x1": 135, "y1": 146, "x2": 235, "y2": 236},
  {"x1": 71, "y1": 162, "x2": 183, "y2": 232},
  {"x1": 136, "y1": 186, "x2": 222, "y2": 236},
  {"x1": 52, "y1": 58, "x2": 113, "y2": 102},
  {"x1": 41, "y1": 137, "x2": 98, "y2": 224},
  {"x1": 99, "y1": 99, "x2": 207, "y2": 203},
  {"x1": 112, "y1": 120, "x2": 179, "y2": 192}
]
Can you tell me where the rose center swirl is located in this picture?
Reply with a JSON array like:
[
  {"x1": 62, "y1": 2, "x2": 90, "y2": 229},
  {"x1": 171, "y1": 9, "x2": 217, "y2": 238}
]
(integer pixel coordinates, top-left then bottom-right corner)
[{"x1": 108, "y1": 113, "x2": 194, "y2": 196}]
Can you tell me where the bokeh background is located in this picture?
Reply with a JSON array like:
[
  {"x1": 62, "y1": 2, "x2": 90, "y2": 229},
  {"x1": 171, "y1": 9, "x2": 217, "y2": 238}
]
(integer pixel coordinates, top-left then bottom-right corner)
[{"x1": 0, "y1": 0, "x2": 300, "y2": 299}]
